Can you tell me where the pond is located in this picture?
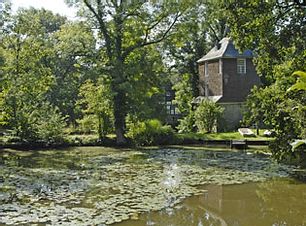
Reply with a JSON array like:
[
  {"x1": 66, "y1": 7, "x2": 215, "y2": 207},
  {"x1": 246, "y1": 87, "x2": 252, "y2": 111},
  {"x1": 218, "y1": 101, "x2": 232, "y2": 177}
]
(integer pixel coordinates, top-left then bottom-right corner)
[{"x1": 0, "y1": 146, "x2": 305, "y2": 226}]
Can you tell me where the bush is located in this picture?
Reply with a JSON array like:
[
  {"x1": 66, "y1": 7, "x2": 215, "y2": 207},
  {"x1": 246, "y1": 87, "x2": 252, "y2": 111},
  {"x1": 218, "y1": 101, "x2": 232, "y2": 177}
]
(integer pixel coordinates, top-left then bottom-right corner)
[
  {"x1": 194, "y1": 99, "x2": 224, "y2": 133},
  {"x1": 127, "y1": 119, "x2": 175, "y2": 146},
  {"x1": 8, "y1": 102, "x2": 66, "y2": 144},
  {"x1": 76, "y1": 114, "x2": 97, "y2": 134},
  {"x1": 31, "y1": 103, "x2": 66, "y2": 144},
  {"x1": 176, "y1": 112, "x2": 195, "y2": 133}
]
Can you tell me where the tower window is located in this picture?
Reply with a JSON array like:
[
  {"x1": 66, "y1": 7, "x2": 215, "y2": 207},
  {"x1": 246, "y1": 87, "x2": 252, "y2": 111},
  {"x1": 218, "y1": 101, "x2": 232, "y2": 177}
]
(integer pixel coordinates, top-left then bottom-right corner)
[{"x1": 237, "y1": 58, "x2": 246, "y2": 74}]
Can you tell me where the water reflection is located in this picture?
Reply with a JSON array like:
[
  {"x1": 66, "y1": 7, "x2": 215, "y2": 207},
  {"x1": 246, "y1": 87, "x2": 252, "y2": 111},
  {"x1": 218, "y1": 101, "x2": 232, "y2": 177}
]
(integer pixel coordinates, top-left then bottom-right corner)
[
  {"x1": 115, "y1": 179, "x2": 306, "y2": 226},
  {"x1": 1, "y1": 147, "x2": 305, "y2": 226}
]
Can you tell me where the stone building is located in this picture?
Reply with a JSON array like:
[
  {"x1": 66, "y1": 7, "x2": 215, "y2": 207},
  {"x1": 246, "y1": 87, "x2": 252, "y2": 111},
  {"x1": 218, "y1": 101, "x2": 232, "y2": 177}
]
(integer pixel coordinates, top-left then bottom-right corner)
[{"x1": 195, "y1": 37, "x2": 261, "y2": 131}]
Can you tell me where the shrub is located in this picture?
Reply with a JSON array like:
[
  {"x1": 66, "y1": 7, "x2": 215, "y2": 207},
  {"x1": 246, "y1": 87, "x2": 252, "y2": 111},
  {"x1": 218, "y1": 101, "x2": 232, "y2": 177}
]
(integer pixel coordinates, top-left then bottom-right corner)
[
  {"x1": 77, "y1": 79, "x2": 114, "y2": 140},
  {"x1": 76, "y1": 114, "x2": 98, "y2": 134},
  {"x1": 31, "y1": 103, "x2": 66, "y2": 144},
  {"x1": 194, "y1": 99, "x2": 224, "y2": 133},
  {"x1": 8, "y1": 102, "x2": 66, "y2": 144},
  {"x1": 127, "y1": 119, "x2": 175, "y2": 146},
  {"x1": 176, "y1": 111, "x2": 195, "y2": 133}
]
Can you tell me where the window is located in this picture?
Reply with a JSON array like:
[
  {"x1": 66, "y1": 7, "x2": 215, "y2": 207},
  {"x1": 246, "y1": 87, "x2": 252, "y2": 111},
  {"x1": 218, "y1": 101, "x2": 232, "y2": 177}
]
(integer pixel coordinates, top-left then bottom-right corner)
[
  {"x1": 237, "y1": 58, "x2": 246, "y2": 74},
  {"x1": 165, "y1": 100, "x2": 179, "y2": 115},
  {"x1": 170, "y1": 108, "x2": 175, "y2": 115}
]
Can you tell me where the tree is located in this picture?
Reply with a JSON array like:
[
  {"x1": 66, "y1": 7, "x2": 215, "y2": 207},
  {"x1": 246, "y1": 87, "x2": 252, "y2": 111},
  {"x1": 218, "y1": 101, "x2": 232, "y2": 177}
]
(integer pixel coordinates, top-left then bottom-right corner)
[
  {"x1": 225, "y1": 0, "x2": 306, "y2": 84},
  {"x1": 66, "y1": 0, "x2": 191, "y2": 144},
  {"x1": 172, "y1": 73, "x2": 194, "y2": 132},
  {"x1": 288, "y1": 71, "x2": 306, "y2": 159},
  {"x1": 194, "y1": 99, "x2": 224, "y2": 133},
  {"x1": 77, "y1": 79, "x2": 113, "y2": 140},
  {"x1": 48, "y1": 21, "x2": 97, "y2": 125},
  {"x1": 0, "y1": 8, "x2": 67, "y2": 142},
  {"x1": 164, "y1": 1, "x2": 228, "y2": 97},
  {"x1": 122, "y1": 45, "x2": 168, "y2": 123},
  {"x1": 226, "y1": 1, "x2": 306, "y2": 162},
  {"x1": 288, "y1": 71, "x2": 306, "y2": 91}
]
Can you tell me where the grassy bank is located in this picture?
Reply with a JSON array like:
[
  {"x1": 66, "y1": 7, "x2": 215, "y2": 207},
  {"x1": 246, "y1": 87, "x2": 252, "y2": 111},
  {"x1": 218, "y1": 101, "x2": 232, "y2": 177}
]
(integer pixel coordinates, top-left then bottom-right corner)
[
  {"x1": 176, "y1": 130, "x2": 274, "y2": 141},
  {"x1": 0, "y1": 130, "x2": 273, "y2": 150}
]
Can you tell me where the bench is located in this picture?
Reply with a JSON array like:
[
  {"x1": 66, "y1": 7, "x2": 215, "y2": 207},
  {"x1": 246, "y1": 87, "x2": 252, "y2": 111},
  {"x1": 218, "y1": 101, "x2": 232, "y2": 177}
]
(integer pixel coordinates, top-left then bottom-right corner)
[{"x1": 238, "y1": 128, "x2": 255, "y2": 137}]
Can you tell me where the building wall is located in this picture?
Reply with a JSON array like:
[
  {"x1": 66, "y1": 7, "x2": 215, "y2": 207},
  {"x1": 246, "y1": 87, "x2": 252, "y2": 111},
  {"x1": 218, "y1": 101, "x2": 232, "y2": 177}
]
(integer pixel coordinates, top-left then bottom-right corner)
[
  {"x1": 221, "y1": 58, "x2": 261, "y2": 102},
  {"x1": 198, "y1": 64, "x2": 205, "y2": 95},
  {"x1": 198, "y1": 58, "x2": 260, "y2": 131},
  {"x1": 198, "y1": 60, "x2": 222, "y2": 97},
  {"x1": 218, "y1": 103, "x2": 245, "y2": 131}
]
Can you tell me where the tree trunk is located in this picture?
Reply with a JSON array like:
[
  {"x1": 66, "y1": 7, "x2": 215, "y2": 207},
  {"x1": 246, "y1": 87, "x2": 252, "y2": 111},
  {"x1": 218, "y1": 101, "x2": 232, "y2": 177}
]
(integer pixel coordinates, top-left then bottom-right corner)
[
  {"x1": 113, "y1": 90, "x2": 127, "y2": 145},
  {"x1": 97, "y1": 114, "x2": 103, "y2": 141}
]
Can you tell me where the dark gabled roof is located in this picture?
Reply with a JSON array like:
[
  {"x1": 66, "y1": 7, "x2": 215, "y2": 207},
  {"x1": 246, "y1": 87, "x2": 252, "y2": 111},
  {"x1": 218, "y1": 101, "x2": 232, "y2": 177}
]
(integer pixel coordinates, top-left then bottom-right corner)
[{"x1": 197, "y1": 37, "x2": 254, "y2": 63}]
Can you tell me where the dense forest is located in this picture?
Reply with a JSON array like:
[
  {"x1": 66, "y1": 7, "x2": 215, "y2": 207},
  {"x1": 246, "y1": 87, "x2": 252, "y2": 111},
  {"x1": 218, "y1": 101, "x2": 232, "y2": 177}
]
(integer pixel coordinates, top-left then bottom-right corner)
[{"x1": 0, "y1": 1, "x2": 305, "y2": 162}]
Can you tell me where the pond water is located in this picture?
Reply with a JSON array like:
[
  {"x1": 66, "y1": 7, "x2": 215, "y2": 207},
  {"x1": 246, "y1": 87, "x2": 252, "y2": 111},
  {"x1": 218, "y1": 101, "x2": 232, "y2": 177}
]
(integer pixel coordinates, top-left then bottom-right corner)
[{"x1": 0, "y1": 147, "x2": 305, "y2": 226}]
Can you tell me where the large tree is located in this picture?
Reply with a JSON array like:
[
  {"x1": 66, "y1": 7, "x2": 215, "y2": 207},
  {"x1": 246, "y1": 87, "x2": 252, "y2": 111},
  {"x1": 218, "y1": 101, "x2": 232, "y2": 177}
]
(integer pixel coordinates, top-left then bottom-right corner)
[
  {"x1": 225, "y1": 0, "x2": 306, "y2": 162},
  {"x1": 66, "y1": 0, "x2": 191, "y2": 144},
  {"x1": 164, "y1": 1, "x2": 228, "y2": 97},
  {"x1": 48, "y1": 21, "x2": 97, "y2": 125},
  {"x1": 225, "y1": 0, "x2": 306, "y2": 84},
  {"x1": 0, "y1": 8, "x2": 67, "y2": 142}
]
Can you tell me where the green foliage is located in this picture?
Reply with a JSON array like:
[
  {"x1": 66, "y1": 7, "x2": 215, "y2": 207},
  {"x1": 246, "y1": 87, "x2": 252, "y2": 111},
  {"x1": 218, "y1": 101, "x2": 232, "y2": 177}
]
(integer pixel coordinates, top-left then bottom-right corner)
[
  {"x1": 0, "y1": 8, "x2": 68, "y2": 143},
  {"x1": 126, "y1": 118, "x2": 175, "y2": 146},
  {"x1": 48, "y1": 21, "x2": 97, "y2": 124},
  {"x1": 172, "y1": 73, "x2": 195, "y2": 133},
  {"x1": 288, "y1": 71, "x2": 306, "y2": 91},
  {"x1": 172, "y1": 73, "x2": 193, "y2": 115},
  {"x1": 194, "y1": 100, "x2": 224, "y2": 133},
  {"x1": 5, "y1": 102, "x2": 66, "y2": 144},
  {"x1": 30, "y1": 103, "x2": 66, "y2": 144},
  {"x1": 226, "y1": 1, "x2": 306, "y2": 164},
  {"x1": 176, "y1": 112, "x2": 195, "y2": 133},
  {"x1": 225, "y1": 1, "x2": 306, "y2": 84},
  {"x1": 67, "y1": 0, "x2": 194, "y2": 144},
  {"x1": 124, "y1": 46, "x2": 168, "y2": 122},
  {"x1": 77, "y1": 79, "x2": 113, "y2": 140},
  {"x1": 0, "y1": 8, "x2": 96, "y2": 144},
  {"x1": 244, "y1": 80, "x2": 306, "y2": 162}
]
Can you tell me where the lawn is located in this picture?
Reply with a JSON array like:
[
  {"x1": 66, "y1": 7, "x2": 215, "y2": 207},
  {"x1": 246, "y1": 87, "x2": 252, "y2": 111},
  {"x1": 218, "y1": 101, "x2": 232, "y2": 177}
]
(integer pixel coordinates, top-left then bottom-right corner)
[{"x1": 177, "y1": 129, "x2": 274, "y2": 141}]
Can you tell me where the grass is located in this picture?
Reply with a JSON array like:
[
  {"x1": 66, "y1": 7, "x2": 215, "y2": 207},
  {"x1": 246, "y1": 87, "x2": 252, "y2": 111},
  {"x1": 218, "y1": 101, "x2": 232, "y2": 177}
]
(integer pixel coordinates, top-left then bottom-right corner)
[
  {"x1": 177, "y1": 129, "x2": 274, "y2": 141},
  {"x1": 1, "y1": 128, "x2": 273, "y2": 149}
]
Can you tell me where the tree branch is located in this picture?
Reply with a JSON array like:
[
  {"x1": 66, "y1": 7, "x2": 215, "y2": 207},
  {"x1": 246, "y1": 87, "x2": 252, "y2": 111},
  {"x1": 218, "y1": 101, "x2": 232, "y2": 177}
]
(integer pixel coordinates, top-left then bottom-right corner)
[
  {"x1": 83, "y1": 0, "x2": 113, "y2": 58},
  {"x1": 275, "y1": 3, "x2": 296, "y2": 25},
  {"x1": 122, "y1": 12, "x2": 182, "y2": 60},
  {"x1": 207, "y1": 23, "x2": 220, "y2": 43}
]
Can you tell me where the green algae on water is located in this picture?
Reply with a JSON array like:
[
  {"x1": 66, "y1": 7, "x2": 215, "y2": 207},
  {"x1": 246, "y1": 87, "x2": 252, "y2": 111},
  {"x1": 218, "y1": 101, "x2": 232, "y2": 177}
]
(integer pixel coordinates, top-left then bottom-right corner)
[{"x1": 0, "y1": 147, "x2": 297, "y2": 225}]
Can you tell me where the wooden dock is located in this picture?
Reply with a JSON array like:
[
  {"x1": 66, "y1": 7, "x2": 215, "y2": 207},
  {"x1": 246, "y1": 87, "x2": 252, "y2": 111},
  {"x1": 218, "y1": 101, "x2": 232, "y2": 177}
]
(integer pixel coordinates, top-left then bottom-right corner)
[
  {"x1": 230, "y1": 140, "x2": 247, "y2": 150},
  {"x1": 197, "y1": 139, "x2": 270, "y2": 149}
]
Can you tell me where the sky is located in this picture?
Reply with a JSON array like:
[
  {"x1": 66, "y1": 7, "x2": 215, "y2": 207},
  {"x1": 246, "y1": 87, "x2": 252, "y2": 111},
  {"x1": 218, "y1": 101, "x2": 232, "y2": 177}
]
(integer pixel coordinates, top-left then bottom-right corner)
[{"x1": 10, "y1": 0, "x2": 77, "y2": 19}]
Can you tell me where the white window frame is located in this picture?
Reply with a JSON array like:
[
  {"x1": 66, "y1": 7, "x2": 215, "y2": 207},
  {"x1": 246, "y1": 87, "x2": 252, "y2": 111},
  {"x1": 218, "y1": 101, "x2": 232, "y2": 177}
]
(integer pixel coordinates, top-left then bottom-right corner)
[{"x1": 237, "y1": 58, "x2": 246, "y2": 74}]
